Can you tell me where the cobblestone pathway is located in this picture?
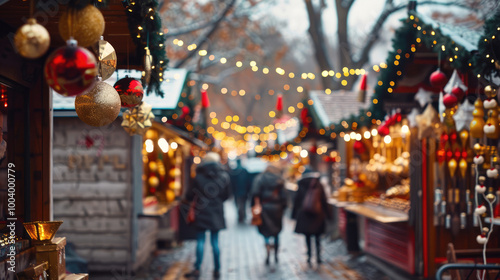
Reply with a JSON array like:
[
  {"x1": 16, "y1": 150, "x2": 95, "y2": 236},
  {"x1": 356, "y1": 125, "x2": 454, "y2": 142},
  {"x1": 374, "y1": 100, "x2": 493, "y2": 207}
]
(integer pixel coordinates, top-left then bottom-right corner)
[{"x1": 134, "y1": 201, "x2": 392, "y2": 280}]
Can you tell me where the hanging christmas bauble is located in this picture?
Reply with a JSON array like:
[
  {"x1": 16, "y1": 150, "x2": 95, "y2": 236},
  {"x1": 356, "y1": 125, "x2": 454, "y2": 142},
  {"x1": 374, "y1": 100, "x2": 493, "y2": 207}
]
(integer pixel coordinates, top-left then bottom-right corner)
[
  {"x1": 75, "y1": 80, "x2": 121, "y2": 127},
  {"x1": 148, "y1": 175, "x2": 160, "y2": 188},
  {"x1": 484, "y1": 85, "x2": 497, "y2": 98},
  {"x1": 121, "y1": 102, "x2": 155, "y2": 135},
  {"x1": 353, "y1": 141, "x2": 366, "y2": 154},
  {"x1": 430, "y1": 69, "x2": 448, "y2": 89},
  {"x1": 443, "y1": 93, "x2": 458, "y2": 108},
  {"x1": 92, "y1": 37, "x2": 117, "y2": 80},
  {"x1": 451, "y1": 86, "x2": 465, "y2": 100},
  {"x1": 44, "y1": 39, "x2": 97, "y2": 96},
  {"x1": 59, "y1": 5, "x2": 105, "y2": 47},
  {"x1": 143, "y1": 47, "x2": 152, "y2": 84},
  {"x1": 114, "y1": 77, "x2": 144, "y2": 108},
  {"x1": 14, "y1": 18, "x2": 50, "y2": 59}
]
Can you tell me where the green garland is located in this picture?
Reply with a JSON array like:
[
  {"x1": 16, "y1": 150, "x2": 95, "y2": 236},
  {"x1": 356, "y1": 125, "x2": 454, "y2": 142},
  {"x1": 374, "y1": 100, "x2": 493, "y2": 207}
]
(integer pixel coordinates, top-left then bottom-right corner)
[
  {"x1": 123, "y1": 0, "x2": 168, "y2": 97},
  {"x1": 367, "y1": 13, "x2": 473, "y2": 128},
  {"x1": 473, "y1": 10, "x2": 500, "y2": 79}
]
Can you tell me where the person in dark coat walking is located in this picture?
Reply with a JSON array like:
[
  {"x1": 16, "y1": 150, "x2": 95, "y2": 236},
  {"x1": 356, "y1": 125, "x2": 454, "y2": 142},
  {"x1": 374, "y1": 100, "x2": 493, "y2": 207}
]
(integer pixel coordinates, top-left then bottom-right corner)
[
  {"x1": 229, "y1": 158, "x2": 250, "y2": 223},
  {"x1": 185, "y1": 152, "x2": 231, "y2": 278},
  {"x1": 251, "y1": 165, "x2": 287, "y2": 265},
  {"x1": 292, "y1": 167, "x2": 331, "y2": 265}
]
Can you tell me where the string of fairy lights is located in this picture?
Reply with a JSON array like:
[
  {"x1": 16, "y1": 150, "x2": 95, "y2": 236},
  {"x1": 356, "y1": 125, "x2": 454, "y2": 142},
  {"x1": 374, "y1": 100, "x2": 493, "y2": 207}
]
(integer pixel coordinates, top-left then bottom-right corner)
[{"x1": 138, "y1": 11, "x2": 500, "y2": 158}]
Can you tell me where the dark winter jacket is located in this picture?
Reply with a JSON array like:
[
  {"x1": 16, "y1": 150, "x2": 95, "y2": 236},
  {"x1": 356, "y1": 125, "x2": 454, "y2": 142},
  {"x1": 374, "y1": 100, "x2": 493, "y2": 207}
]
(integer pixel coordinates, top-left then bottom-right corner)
[
  {"x1": 229, "y1": 165, "x2": 251, "y2": 198},
  {"x1": 292, "y1": 173, "x2": 331, "y2": 235},
  {"x1": 251, "y1": 171, "x2": 288, "y2": 237},
  {"x1": 186, "y1": 161, "x2": 231, "y2": 231}
]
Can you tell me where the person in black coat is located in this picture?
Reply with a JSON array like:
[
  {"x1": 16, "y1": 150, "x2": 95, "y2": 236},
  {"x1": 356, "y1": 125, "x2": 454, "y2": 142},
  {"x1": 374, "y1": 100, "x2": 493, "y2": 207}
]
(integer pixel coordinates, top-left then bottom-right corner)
[
  {"x1": 251, "y1": 165, "x2": 287, "y2": 265},
  {"x1": 229, "y1": 158, "x2": 251, "y2": 223},
  {"x1": 185, "y1": 152, "x2": 231, "y2": 279},
  {"x1": 292, "y1": 167, "x2": 331, "y2": 265}
]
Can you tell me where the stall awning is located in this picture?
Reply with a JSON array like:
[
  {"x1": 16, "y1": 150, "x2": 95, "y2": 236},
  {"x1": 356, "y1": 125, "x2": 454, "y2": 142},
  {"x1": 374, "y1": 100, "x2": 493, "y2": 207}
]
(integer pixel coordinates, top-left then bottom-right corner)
[
  {"x1": 53, "y1": 68, "x2": 189, "y2": 111},
  {"x1": 151, "y1": 122, "x2": 207, "y2": 149}
]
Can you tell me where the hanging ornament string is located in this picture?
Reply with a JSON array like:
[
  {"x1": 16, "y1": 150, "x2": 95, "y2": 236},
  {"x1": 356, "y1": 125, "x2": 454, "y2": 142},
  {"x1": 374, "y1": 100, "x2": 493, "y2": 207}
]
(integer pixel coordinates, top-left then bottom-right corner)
[
  {"x1": 29, "y1": 0, "x2": 34, "y2": 18},
  {"x1": 438, "y1": 47, "x2": 442, "y2": 70}
]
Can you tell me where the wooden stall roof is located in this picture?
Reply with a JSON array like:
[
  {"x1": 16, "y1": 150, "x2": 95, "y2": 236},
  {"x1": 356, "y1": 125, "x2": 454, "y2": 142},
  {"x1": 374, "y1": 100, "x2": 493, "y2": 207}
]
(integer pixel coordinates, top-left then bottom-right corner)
[
  {"x1": 308, "y1": 89, "x2": 373, "y2": 128},
  {"x1": 0, "y1": 0, "x2": 140, "y2": 68}
]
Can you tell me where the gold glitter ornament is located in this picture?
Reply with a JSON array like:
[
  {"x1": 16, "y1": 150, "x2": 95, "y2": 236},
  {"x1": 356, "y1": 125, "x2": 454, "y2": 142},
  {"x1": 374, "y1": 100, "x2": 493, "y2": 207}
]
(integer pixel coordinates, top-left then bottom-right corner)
[
  {"x1": 59, "y1": 5, "x2": 105, "y2": 47},
  {"x1": 486, "y1": 193, "x2": 496, "y2": 203},
  {"x1": 121, "y1": 102, "x2": 155, "y2": 135},
  {"x1": 75, "y1": 80, "x2": 121, "y2": 127},
  {"x1": 14, "y1": 18, "x2": 50, "y2": 59}
]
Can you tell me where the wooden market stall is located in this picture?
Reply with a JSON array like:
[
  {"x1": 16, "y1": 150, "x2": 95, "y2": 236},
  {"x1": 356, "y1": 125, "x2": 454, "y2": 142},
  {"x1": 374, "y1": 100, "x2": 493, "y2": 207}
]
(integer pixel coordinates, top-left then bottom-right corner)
[
  {"x1": 51, "y1": 68, "x2": 204, "y2": 271},
  {"x1": 0, "y1": 0, "x2": 172, "y2": 277},
  {"x1": 308, "y1": 6, "x2": 500, "y2": 279}
]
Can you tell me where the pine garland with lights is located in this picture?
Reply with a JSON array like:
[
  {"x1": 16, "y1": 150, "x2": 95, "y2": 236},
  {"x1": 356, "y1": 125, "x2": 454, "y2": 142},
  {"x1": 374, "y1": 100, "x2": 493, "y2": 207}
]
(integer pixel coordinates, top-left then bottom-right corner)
[
  {"x1": 371, "y1": 12, "x2": 474, "y2": 124},
  {"x1": 123, "y1": 0, "x2": 168, "y2": 97},
  {"x1": 473, "y1": 10, "x2": 500, "y2": 79}
]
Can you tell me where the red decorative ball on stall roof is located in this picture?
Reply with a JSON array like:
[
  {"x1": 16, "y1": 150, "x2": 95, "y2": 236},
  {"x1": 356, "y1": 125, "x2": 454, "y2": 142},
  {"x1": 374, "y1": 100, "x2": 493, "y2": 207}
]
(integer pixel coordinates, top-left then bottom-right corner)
[
  {"x1": 443, "y1": 92, "x2": 458, "y2": 108},
  {"x1": 451, "y1": 86, "x2": 465, "y2": 100},
  {"x1": 44, "y1": 40, "x2": 97, "y2": 96},
  {"x1": 378, "y1": 124, "x2": 390, "y2": 136},
  {"x1": 113, "y1": 77, "x2": 144, "y2": 108},
  {"x1": 353, "y1": 140, "x2": 366, "y2": 154},
  {"x1": 430, "y1": 69, "x2": 448, "y2": 89}
]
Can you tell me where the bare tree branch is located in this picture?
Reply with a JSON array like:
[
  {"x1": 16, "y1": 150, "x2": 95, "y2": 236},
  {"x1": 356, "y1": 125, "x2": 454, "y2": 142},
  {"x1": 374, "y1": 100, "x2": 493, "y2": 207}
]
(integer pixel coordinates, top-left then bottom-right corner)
[
  {"x1": 305, "y1": 0, "x2": 335, "y2": 89},
  {"x1": 354, "y1": 0, "x2": 474, "y2": 69},
  {"x1": 173, "y1": 0, "x2": 237, "y2": 68}
]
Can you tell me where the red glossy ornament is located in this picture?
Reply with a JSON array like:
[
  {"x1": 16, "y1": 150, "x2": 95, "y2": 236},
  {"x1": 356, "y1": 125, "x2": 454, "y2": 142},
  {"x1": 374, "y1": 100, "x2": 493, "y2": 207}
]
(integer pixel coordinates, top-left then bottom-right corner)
[
  {"x1": 451, "y1": 86, "x2": 465, "y2": 100},
  {"x1": 450, "y1": 131, "x2": 457, "y2": 145},
  {"x1": 454, "y1": 148, "x2": 461, "y2": 161},
  {"x1": 430, "y1": 69, "x2": 448, "y2": 89},
  {"x1": 44, "y1": 40, "x2": 97, "y2": 96},
  {"x1": 443, "y1": 92, "x2": 458, "y2": 108},
  {"x1": 440, "y1": 133, "x2": 449, "y2": 148},
  {"x1": 114, "y1": 77, "x2": 144, "y2": 108},
  {"x1": 461, "y1": 149, "x2": 467, "y2": 159},
  {"x1": 446, "y1": 150, "x2": 453, "y2": 162},
  {"x1": 201, "y1": 89, "x2": 210, "y2": 108}
]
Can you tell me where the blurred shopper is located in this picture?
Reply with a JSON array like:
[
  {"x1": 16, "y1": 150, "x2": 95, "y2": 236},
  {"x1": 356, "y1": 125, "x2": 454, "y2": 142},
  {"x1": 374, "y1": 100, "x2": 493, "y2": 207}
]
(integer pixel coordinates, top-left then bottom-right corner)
[
  {"x1": 251, "y1": 165, "x2": 288, "y2": 265},
  {"x1": 292, "y1": 167, "x2": 331, "y2": 266},
  {"x1": 185, "y1": 152, "x2": 231, "y2": 279},
  {"x1": 229, "y1": 158, "x2": 251, "y2": 223}
]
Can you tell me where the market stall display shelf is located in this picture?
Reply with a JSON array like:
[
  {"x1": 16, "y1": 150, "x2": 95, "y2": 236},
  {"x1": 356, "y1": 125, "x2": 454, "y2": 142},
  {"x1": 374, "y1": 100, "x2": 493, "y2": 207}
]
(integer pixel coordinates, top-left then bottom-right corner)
[
  {"x1": 345, "y1": 203, "x2": 409, "y2": 223},
  {"x1": 328, "y1": 197, "x2": 355, "y2": 208}
]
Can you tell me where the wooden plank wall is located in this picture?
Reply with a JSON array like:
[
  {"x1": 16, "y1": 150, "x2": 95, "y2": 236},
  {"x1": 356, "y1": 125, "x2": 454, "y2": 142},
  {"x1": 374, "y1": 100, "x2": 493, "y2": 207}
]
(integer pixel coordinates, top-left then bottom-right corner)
[{"x1": 52, "y1": 118, "x2": 133, "y2": 270}]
